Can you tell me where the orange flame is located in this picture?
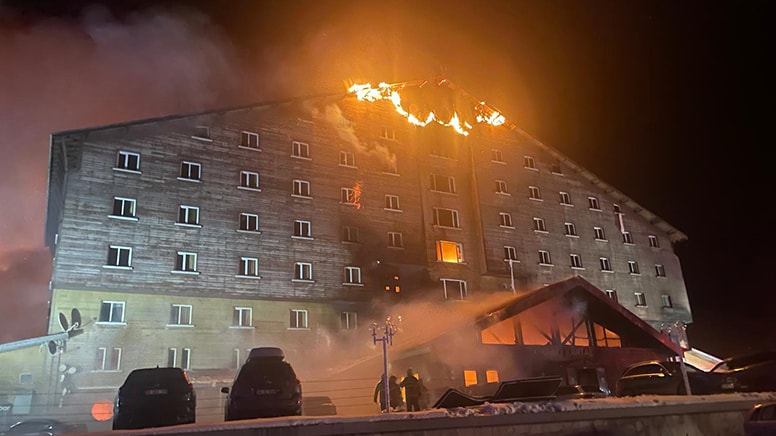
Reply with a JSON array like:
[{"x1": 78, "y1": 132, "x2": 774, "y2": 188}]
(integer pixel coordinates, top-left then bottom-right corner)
[
  {"x1": 353, "y1": 181, "x2": 362, "y2": 209},
  {"x1": 348, "y1": 81, "x2": 507, "y2": 136}
]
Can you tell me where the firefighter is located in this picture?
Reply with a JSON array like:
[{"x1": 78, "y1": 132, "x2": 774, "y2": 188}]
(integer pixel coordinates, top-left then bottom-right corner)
[{"x1": 400, "y1": 368, "x2": 422, "y2": 411}]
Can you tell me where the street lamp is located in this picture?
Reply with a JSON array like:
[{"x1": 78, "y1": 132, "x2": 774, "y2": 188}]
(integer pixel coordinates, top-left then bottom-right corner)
[{"x1": 371, "y1": 316, "x2": 396, "y2": 413}]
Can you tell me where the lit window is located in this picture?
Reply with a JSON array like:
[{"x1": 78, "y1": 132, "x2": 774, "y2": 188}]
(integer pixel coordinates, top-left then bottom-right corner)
[
  {"x1": 628, "y1": 261, "x2": 640, "y2": 275},
  {"x1": 594, "y1": 227, "x2": 607, "y2": 241},
  {"x1": 492, "y1": 149, "x2": 504, "y2": 162},
  {"x1": 341, "y1": 187, "x2": 359, "y2": 205},
  {"x1": 292, "y1": 141, "x2": 310, "y2": 158},
  {"x1": 294, "y1": 262, "x2": 313, "y2": 281},
  {"x1": 441, "y1": 279, "x2": 467, "y2": 300},
  {"x1": 239, "y1": 257, "x2": 259, "y2": 277},
  {"x1": 293, "y1": 220, "x2": 312, "y2": 238},
  {"x1": 381, "y1": 126, "x2": 396, "y2": 140},
  {"x1": 174, "y1": 252, "x2": 198, "y2": 273},
  {"x1": 463, "y1": 370, "x2": 478, "y2": 387},
  {"x1": 385, "y1": 195, "x2": 400, "y2": 211},
  {"x1": 233, "y1": 307, "x2": 252, "y2": 327},
  {"x1": 496, "y1": 180, "x2": 509, "y2": 195},
  {"x1": 96, "y1": 347, "x2": 121, "y2": 371},
  {"x1": 240, "y1": 131, "x2": 259, "y2": 149},
  {"x1": 99, "y1": 301, "x2": 125, "y2": 323},
  {"x1": 564, "y1": 222, "x2": 577, "y2": 237},
  {"x1": 340, "y1": 312, "x2": 357, "y2": 330},
  {"x1": 343, "y1": 226, "x2": 360, "y2": 243},
  {"x1": 290, "y1": 309, "x2": 308, "y2": 329},
  {"x1": 499, "y1": 212, "x2": 513, "y2": 228},
  {"x1": 622, "y1": 232, "x2": 634, "y2": 244},
  {"x1": 181, "y1": 348, "x2": 191, "y2": 370},
  {"x1": 559, "y1": 192, "x2": 572, "y2": 205},
  {"x1": 436, "y1": 241, "x2": 464, "y2": 263},
  {"x1": 388, "y1": 232, "x2": 403, "y2": 248},
  {"x1": 649, "y1": 235, "x2": 660, "y2": 248},
  {"x1": 193, "y1": 126, "x2": 210, "y2": 140},
  {"x1": 177, "y1": 205, "x2": 200, "y2": 226},
  {"x1": 538, "y1": 250, "x2": 552, "y2": 265},
  {"x1": 605, "y1": 289, "x2": 618, "y2": 302},
  {"x1": 239, "y1": 213, "x2": 259, "y2": 232},
  {"x1": 111, "y1": 197, "x2": 137, "y2": 219},
  {"x1": 232, "y1": 349, "x2": 241, "y2": 369},
  {"x1": 533, "y1": 217, "x2": 547, "y2": 232},
  {"x1": 655, "y1": 264, "x2": 666, "y2": 277},
  {"x1": 169, "y1": 304, "x2": 192, "y2": 326},
  {"x1": 635, "y1": 293, "x2": 647, "y2": 307},
  {"x1": 339, "y1": 151, "x2": 355, "y2": 167},
  {"x1": 344, "y1": 266, "x2": 362, "y2": 284},
  {"x1": 528, "y1": 186, "x2": 542, "y2": 200},
  {"x1": 570, "y1": 254, "x2": 583, "y2": 269},
  {"x1": 600, "y1": 257, "x2": 612, "y2": 272},
  {"x1": 240, "y1": 171, "x2": 260, "y2": 190},
  {"x1": 588, "y1": 196, "x2": 601, "y2": 210},
  {"x1": 486, "y1": 370, "x2": 499, "y2": 383},
  {"x1": 115, "y1": 151, "x2": 140, "y2": 172},
  {"x1": 524, "y1": 156, "x2": 536, "y2": 169},
  {"x1": 179, "y1": 161, "x2": 201, "y2": 181},
  {"x1": 293, "y1": 180, "x2": 311, "y2": 197},
  {"x1": 106, "y1": 246, "x2": 132, "y2": 268},
  {"x1": 661, "y1": 294, "x2": 673, "y2": 308},
  {"x1": 433, "y1": 208, "x2": 460, "y2": 228},
  {"x1": 430, "y1": 174, "x2": 457, "y2": 193},
  {"x1": 504, "y1": 246, "x2": 517, "y2": 261}
]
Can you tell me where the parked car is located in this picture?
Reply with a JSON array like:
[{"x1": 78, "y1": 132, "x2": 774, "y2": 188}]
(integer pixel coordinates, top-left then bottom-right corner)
[
  {"x1": 221, "y1": 347, "x2": 302, "y2": 420},
  {"x1": 711, "y1": 350, "x2": 776, "y2": 393},
  {"x1": 112, "y1": 367, "x2": 196, "y2": 430},
  {"x1": 0, "y1": 419, "x2": 86, "y2": 435},
  {"x1": 554, "y1": 384, "x2": 610, "y2": 400},
  {"x1": 743, "y1": 401, "x2": 776, "y2": 436},
  {"x1": 615, "y1": 360, "x2": 720, "y2": 396}
]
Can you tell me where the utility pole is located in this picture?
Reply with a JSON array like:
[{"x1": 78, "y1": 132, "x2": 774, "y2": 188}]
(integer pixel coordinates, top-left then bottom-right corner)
[{"x1": 371, "y1": 316, "x2": 396, "y2": 413}]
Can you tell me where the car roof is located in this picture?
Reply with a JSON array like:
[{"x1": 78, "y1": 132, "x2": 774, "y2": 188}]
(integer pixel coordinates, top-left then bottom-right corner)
[{"x1": 248, "y1": 347, "x2": 285, "y2": 359}]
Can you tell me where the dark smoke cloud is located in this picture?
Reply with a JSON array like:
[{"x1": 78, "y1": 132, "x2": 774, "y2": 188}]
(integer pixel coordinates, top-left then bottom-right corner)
[{"x1": 0, "y1": 248, "x2": 51, "y2": 343}]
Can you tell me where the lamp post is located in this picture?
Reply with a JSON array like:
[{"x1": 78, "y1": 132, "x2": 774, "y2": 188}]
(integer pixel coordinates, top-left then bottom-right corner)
[{"x1": 371, "y1": 316, "x2": 396, "y2": 413}]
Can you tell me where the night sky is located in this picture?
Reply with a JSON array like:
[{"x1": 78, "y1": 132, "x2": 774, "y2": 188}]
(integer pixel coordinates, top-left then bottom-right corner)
[{"x1": 0, "y1": 1, "x2": 771, "y2": 357}]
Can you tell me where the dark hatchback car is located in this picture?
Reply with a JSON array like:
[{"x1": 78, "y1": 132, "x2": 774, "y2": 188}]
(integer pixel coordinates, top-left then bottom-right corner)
[
  {"x1": 615, "y1": 360, "x2": 719, "y2": 396},
  {"x1": 222, "y1": 347, "x2": 302, "y2": 421},
  {"x1": 0, "y1": 419, "x2": 86, "y2": 435},
  {"x1": 743, "y1": 401, "x2": 776, "y2": 436},
  {"x1": 112, "y1": 367, "x2": 196, "y2": 430},
  {"x1": 712, "y1": 351, "x2": 776, "y2": 393}
]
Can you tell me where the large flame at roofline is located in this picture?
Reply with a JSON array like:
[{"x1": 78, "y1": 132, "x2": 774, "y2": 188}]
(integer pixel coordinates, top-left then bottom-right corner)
[{"x1": 348, "y1": 81, "x2": 507, "y2": 136}]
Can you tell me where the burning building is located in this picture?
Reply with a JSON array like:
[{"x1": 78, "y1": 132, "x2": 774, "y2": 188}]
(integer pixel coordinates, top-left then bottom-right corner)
[{"x1": 39, "y1": 78, "x2": 691, "y2": 421}]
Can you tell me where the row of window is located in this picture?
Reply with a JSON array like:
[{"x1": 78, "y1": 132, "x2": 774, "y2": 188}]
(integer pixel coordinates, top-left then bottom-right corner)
[
  {"x1": 505, "y1": 248, "x2": 667, "y2": 277},
  {"x1": 603, "y1": 289, "x2": 673, "y2": 309}
]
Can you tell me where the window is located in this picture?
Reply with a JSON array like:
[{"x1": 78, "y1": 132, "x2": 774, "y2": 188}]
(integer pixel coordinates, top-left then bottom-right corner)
[
  {"x1": 385, "y1": 194, "x2": 400, "y2": 211},
  {"x1": 177, "y1": 205, "x2": 200, "y2": 226},
  {"x1": 96, "y1": 347, "x2": 121, "y2": 371},
  {"x1": 179, "y1": 161, "x2": 201, "y2": 181},
  {"x1": 649, "y1": 235, "x2": 660, "y2": 248},
  {"x1": 193, "y1": 126, "x2": 210, "y2": 140},
  {"x1": 605, "y1": 289, "x2": 618, "y2": 302},
  {"x1": 343, "y1": 226, "x2": 360, "y2": 243},
  {"x1": 504, "y1": 246, "x2": 517, "y2": 261},
  {"x1": 491, "y1": 149, "x2": 504, "y2": 162},
  {"x1": 293, "y1": 180, "x2": 311, "y2": 197},
  {"x1": 486, "y1": 370, "x2": 500, "y2": 384},
  {"x1": 524, "y1": 156, "x2": 536, "y2": 169},
  {"x1": 239, "y1": 213, "x2": 259, "y2": 232},
  {"x1": 442, "y1": 279, "x2": 467, "y2": 300},
  {"x1": 559, "y1": 192, "x2": 572, "y2": 205},
  {"x1": 341, "y1": 312, "x2": 357, "y2": 330},
  {"x1": 613, "y1": 204, "x2": 622, "y2": 214},
  {"x1": 622, "y1": 232, "x2": 634, "y2": 244},
  {"x1": 339, "y1": 151, "x2": 355, "y2": 167},
  {"x1": 551, "y1": 163, "x2": 562, "y2": 174},
  {"x1": 169, "y1": 304, "x2": 192, "y2": 326},
  {"x1": 538, "y1": 250, "x2": 552, "y2": 265},
  {"x1": 381, "y1": 126, "x2": 396, "y2": 140},
  {"x1": 533, "y1": 217, "x2": 547, "y2": 232},
  {"x1": 241, "y1": 131, "x2": 259, "y2": 149},
  {"x1": 167, "y1": 348, "x2": 178, "y2": 368},
  {"x1": 174, "y1": 251, "x2": 198, "y2": 273},
  {"x1": 232, "y1": 349, "x2": 241, "y2": 369},
  {"x1": 106, "y1": 246, "x2": 132, "y2": 268},
  {"x1": 635, "y1": 293, "x2": 647, "y2": 307},
  {"x1": 564, "y1": 222, "x2": 578, "y2": 237},
  {"x1": 430, "y1": 174, "x2": 457, "y2": 193},
  {"x1": 292, "y1": 140, "x2": 310, "y2": 158},
  {"x1": 111, "y1": 197, "x2": 136, "y2": 219},
  {"x1": 99, "y1": 301, "x2": 125, "y2": 323},
  {"x1": 240, "y1": 171, "x2": 260, "y2": 190},
  {"x1": 290, "y1": 309, "x2": 308, "y2": 329},
  {"x1": 628, "y1": 261, "x2": 640, "y2": 275},
  {"x1": 600, "y1": 257, "x2": 612, "y2": 272},
  {"x1": 388, "y1": 231, "x2": 403, "y2": 248},
  {"x1": 436, "y1": 240, "x2": 464, "y2": 263},
  {"x1": 293, "y1": 220, "x2": 312, "y2": 238},
  {"x1": 239, "y1": 257, "x2": 259, "y2": 277},
  {"x1": 661, "y1": 294, "x2": 673, "y2": 308},
  {"x1": 341, "y1": 187, "x2": 359, "y2": 206},
  {"x1": 18, "y1": 373, "x2": 32, "y2": 385},
  {"x1": 115, "y1": 151, "x2": 140, "y2": 172},
  {"x1": 433, "y1": 208, "x2": 460, "y2": 228},
  {"x1": 294, "y1": 262, "x2": 313, "y2": 281},
  {"x1": 588, "y1": 196, "x2": 601, "y2": 210},
  {"x1": 529, "y1": 186, "x2": 542, "y2": 200},
  {"x1": 344, "y1": 266, "x2": 362, "y2": 284},
  {"x1": 594, "y1": 227, "x2": 607, "y2": 241},
  {"x1": 233, "y1": 307, "x2": 252, "y2": 327},
  {"x1": 499, "y1": 212, "x2": 513, "y2": 228},
  {"x1": 655, "y1": 264, "x2": 666, "y2": 277},
  {"x1": 495, "y1": 180, "x2": 509, "y2": 195},
  {"x1": 570, "y1": 254, "x2": 583, "y2": 269},
  {"x1": 382, "y1": 160, "x2": 399, "y2": 174},
  {"x1": 463, "y1": 370, "x2": 478, "y2": 387}
]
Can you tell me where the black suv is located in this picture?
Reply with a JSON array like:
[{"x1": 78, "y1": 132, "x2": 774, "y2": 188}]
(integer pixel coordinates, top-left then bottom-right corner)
[
  {"x1": 222, "y1": 347, "x2": 302, "y2": 420},
  {"x1": 112, "y1": 367, "x2": 196, "y2": 430}
]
